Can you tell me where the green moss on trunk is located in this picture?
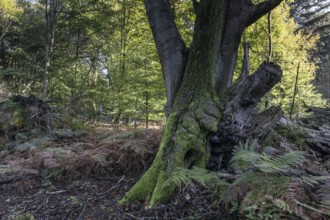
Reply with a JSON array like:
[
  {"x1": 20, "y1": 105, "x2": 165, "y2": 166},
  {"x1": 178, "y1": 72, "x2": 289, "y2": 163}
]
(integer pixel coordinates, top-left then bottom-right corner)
[
  {"x1": 119, "y1": 96, "x2": 221, "y2": 206},
  {"x1": 120, "y1": 0, "x2": 225, "y2": 207}
]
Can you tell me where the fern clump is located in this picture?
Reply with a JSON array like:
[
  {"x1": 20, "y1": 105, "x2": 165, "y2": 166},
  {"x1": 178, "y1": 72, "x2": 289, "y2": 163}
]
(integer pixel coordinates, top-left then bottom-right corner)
[
  {"x1": 163, "y1": 166, "x2": 229, "y2": 190},
  {"x1": 164, "y1": 140, "x2": 330, "y2": 220},
  {"x1": 226, "y1": 140, "x2": 330, "y2": 219}
]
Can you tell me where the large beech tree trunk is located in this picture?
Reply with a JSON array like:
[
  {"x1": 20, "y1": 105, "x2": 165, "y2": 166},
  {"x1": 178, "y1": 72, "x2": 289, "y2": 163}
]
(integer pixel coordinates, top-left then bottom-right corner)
[{"x1": 120, "y1": 0, "x2": 283, "y2": 207}]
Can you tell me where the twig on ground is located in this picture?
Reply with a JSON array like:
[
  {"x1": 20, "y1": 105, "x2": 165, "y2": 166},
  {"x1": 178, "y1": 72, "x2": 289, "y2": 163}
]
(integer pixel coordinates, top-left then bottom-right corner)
[
  {"x1": 46, "y1": 190, "x2": 66, "y2": 195},
  {"x1": 98, "y1": 175, "x2": 125, "y2": 195},
  {"x1": 124, "y1": 213, "x2": 142, "y2": 219},
  {"x1": 77, "y1": 198, "x2": 91, "y2": 220}
]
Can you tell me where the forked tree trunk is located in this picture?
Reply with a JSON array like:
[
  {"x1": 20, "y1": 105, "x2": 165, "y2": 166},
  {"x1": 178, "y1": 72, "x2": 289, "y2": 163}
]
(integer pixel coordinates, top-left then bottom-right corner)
[
  {"x1": 120, "y1": 0, "x2": 283, "y2": 207},
  {"x1": 120, "y1": 1, "x2": 224, "y2": 206}
]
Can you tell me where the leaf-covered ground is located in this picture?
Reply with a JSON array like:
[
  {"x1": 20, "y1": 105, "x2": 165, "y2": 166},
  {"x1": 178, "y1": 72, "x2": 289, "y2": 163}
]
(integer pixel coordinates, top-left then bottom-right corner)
[
  {"x1": 0, "y1": 127, "x2": 224, "y2": 219},
  {"x1": 1, "y1": 105, "x2": 330, "y2": 219}
]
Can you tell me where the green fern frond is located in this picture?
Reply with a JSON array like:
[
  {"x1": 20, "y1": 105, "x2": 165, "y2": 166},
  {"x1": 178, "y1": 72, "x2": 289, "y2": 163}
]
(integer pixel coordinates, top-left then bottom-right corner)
[
  {"x1": 231, "y1": 143, "x2": 306, "y2": 174},
  {"x1": 267, "y1": 151, "x2": 305, "y2": 173},
  {"x1": 231, "y1": 140, "x2": 260, "y2": 170},
  {"x1": 319, "y1": 201, "x2": 330, "y2": 214},
  {"x1": 299, "y1": 175, "x2": 330, "y2": 187},
  {"x1": 231, "y1": 172, "x2": 258, "y2": 186},
  {"x1": 230, "y1": 150, "x2": 261, "y2": 170},
  {"x1": 162, "y1": 167, "x2": 229, "y2": 190},
  {"x1": 295, "y1": 200, "x2": 322, "y2": 213},
  {"x1": 254, "y1": 152, "x2": 303, "y2": 174},
  {"x1": 267, "y1": 196, "x2": 295, "y2": 214},
  {"x1": 267, "y1": 196, "x2": 311, "y2": 220}
]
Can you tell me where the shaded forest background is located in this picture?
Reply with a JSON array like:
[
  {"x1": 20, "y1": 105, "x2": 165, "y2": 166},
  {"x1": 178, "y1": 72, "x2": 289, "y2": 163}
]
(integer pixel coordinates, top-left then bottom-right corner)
[{"x1": 0, "y1": 0, "x2": 329, "y2": 125}]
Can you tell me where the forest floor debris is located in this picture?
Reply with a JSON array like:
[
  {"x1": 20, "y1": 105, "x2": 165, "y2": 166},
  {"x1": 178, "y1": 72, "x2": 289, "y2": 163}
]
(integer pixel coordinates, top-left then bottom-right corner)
[
  {"x1": 1, "y1": 106, "x2": 330, "y2": 219},
  {"x1": 0, "y1": 127, "x2": 224, "y2": 219}
]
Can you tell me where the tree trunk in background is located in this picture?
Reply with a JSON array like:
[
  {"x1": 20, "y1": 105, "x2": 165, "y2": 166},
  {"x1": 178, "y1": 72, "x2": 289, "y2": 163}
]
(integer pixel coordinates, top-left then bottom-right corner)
[
  {"x1": 267, "y1": 11, "x2": 273, "y2": 62},
  {"x1": 43, "y1": 0, "x2": 60, "y2": 98},
  {"x1": 144, "y1": 62, "x2": 149, "y2": 129},
  {"x1": 120, "y1": 0, "x2": 284, "y2": 207},
  {"x1": 290, "y1": 61, "x2": 300, "y2": 119}
]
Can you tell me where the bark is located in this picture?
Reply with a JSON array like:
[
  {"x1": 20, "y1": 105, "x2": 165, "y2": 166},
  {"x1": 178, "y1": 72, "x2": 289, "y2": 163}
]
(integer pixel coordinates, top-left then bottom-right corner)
[
  {"x1": 306, "y1": 128, "x2": 330, "y2": 155},
  {"x1": 276, "y1": 113, "x2": 330, "y2": 157},
  {"x1": 120, "y1": 0, "x2": 224, "y2": 206},
  {"x1": 208, "y1": 62, "x2": 283, "y2": 170},
  {"x1": 299, "y1": 107, "x2": 330, "y2": 155},
  {"x1": 144, "y1": 0, "x2": 188, "y2": 115},
  {"x1": 121, "y1": 0, "x2": 284, "y2": 207},
  {"x1": 214, "y1": 0, "x2": 283, "y2": 93}
]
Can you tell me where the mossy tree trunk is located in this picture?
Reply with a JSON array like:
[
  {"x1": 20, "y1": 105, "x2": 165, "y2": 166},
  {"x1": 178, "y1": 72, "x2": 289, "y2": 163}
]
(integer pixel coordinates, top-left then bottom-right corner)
[{"x1": 120, "y1": 0, "x2": 284, "y2": 207}]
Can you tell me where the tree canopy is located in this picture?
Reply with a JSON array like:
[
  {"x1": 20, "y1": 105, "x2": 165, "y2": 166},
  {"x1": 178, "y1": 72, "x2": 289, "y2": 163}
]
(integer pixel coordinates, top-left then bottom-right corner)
[{"x1": 0, "y1": 0, "x2": 326, "y2": 121}]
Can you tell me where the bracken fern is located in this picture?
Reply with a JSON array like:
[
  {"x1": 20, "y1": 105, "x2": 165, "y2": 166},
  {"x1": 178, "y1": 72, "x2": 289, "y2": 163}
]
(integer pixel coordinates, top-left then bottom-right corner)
[
  {"x1": 227, "y1": 140, "x2": 330, "y2": 219},
  {"x1": 162, "y1": 166, "x2": 229, "y2": 190},
  {"x1": 165, "y1": 139, "x2": 330, "y2": 219}
]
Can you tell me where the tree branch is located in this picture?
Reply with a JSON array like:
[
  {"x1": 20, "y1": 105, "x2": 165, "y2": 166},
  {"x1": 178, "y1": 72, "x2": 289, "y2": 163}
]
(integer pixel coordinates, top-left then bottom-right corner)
[
  {"x1": 245, "y1": 0, "x2": 283, "y2": 27},
  {"x1": 221, "y1": 62, "x2": 282, "y2": 138},
  {"x1": 144, "y1": 0, "x2": 188, "y2": 115}
]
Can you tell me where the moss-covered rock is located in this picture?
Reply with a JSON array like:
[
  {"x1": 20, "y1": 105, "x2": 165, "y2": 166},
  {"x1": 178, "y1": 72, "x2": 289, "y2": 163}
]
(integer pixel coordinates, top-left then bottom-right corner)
[{"x1": 0, "y1": 95, "x2": 56, "y2": 143}]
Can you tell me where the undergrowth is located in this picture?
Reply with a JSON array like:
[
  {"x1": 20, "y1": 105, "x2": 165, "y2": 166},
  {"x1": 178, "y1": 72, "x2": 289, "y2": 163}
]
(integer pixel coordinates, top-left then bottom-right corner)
[
  {"x1": 276, "y1": 125, "x2": 308, "y2": 146},
  {"x1": 165, "y1": 140, "x2": 330, "y2": 220},
  {"x1": 47, "y1": 129, "x2": 162, "y2": 179}
]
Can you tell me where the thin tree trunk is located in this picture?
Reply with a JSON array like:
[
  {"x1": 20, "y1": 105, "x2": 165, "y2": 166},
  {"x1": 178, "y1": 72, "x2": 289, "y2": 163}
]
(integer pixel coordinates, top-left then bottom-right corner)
[
  {"x1": 237, "y1": 36, "x2": 250, "y2": 83},
  {"x1": 43, "y1": 0, "x2": 59, "y2": 98},
  {"x1": 0, "y1": 39, "x2": 7, "y2": 69},
  {"x1": 43, "y1": 0, "x2": 50, "y2": 98},
  {"x1": 115, "y1": 0, "x2": 128, "y2": 124},
  {"x1": 145, "y1": 62, "x2": 149, "y2": 129},
  {"x1": 267, "y1": 11, "x2": 273, "y2": 62},
  {"x1": 290, "y1": 61, "x2": 300, "y2": 119}
]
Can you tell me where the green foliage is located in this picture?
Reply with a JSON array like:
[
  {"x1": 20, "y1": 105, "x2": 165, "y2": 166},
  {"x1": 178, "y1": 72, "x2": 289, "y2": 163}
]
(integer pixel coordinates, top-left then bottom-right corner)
[
  {"x1": 62, "y1": 116, "x2": 89, "y2": 131},
  {"x1": 291, "y1": 0, "x2": 330, "y2": 100},
  {"x1": 0, "y1": 1, "x2": 44, "y2": 94},
  {"x1": 163, "y1": 166, "x2": 229, "y2": 190},
  {"x1": 231, "y1": 140, "x2": 306, "y2": 173},
  {"x1": 0, "y1": 0, "x2": 165, "y2": 123},
  {"x1": 165, "y1": 140, "x2": 330, "y2": 219},
  {"x1": 171, "y1": 0, "x2": 195, "y2": 46},
  {"x1": 1, "y1": 0, "x2": 324, "y2": 122},
  {"x1": 236, "y1": 3, "x2": 326, "y2": 117},
  {"x1": 227, "y1": 141, "x2": 330, "y2": 219},
  {"x1": 276, "y1": 125, "x2": 308, "y2": 144},
  {"x1": 0, "y1": 0, "x2": 22, "y2": 40}
]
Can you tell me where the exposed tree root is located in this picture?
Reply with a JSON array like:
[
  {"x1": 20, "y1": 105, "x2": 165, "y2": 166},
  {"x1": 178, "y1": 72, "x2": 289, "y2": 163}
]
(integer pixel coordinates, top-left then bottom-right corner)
[{"x1": 120, "y1": 98, "x2": 221, "y2": 207}]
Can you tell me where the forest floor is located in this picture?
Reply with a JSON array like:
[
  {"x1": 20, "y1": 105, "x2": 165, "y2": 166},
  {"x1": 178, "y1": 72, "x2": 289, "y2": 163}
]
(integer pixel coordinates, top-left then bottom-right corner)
[{"x1": 0, "y1": 126, "x2": 224, "y2": 220}]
